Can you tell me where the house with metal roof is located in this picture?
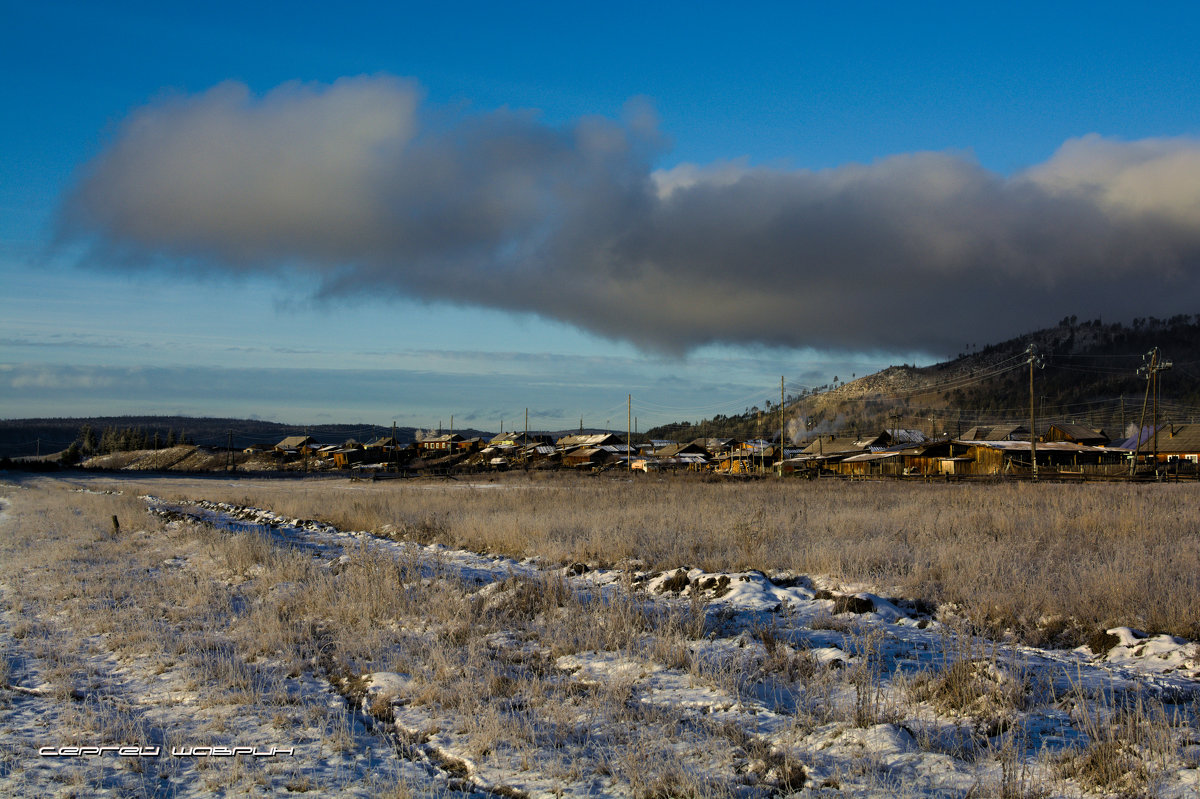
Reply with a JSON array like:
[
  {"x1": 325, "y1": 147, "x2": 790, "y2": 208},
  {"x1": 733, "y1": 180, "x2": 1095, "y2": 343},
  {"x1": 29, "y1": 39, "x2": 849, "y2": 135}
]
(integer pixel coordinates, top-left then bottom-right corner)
[
  {"x1": 419, "y1": 433, "x2": 463, "y2": 454},
  {"x1": 1046, "y1": 423, "x2": 1110, "y2": 446},
  {"x1": 654, "y1": 442, "x2": 708, "y2": 459},
  {"x1": 274, "y1": 435, "x2": 319, "y2": 453},
  {"x1": 556, "y1": 433, "x2": 625, "y2": 449},
  {"x1": 959, "y1": 424, "x2": 1030, "y2": 441},
  {"x1": 1146, "y1": 423, "x2": 1200, "y2": 463}
]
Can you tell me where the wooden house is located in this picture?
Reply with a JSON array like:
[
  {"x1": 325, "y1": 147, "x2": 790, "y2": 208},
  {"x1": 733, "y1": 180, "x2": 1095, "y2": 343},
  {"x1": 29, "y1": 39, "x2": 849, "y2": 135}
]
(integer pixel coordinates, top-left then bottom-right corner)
[
  {"x1": 655, "y1": 444, "x2": 710, "y2": 471},
  {"x1": 562, "y1": 446, "x2": 621, "y2": 469},
  {"x1": 900, "y1": 440, "x2": 970, "y2": 476},
  {"x1": 490, "y1": 432, "x2": 552, "y2": 447},
  {"x1": 333, "y1": 448, "x2": 369, "y2": 469},
  {"x1": 556, "y1": 433, "x2": 625, "y2": 450},
  {"x1": 836, "y1": 450, "x2": 904, "y2": 477},
  {"x1": 960, "y1": 424, "x2": 1030, "y2": 442},
  {"x1": 1046, "y1": 423, "x2": 1110, "y2": 446},
  {"x1": 654, "y1": 442, "x2": 707, "y2": 459},
  {"x1": 1148, "y1": 423, "x2": 1200, "y2": 463},
  {"x1": 274, "y1": 435, "x2": 319, "y2": 454},
  {"x1": 419, "y1": 433, "x2": 463, "y2": 454},
  {"x1": 455, "y1": 437, "x2": 484, "y2": 453},
  {"x1": 799, "y1": 432, "x2": 890, "y2": 459},
  {"x1": 963, "y1": 441, "x2": 1124, "y2": 476},
  {"x1": 691, "y1": 437, "x2": 741, "y2": 459}
]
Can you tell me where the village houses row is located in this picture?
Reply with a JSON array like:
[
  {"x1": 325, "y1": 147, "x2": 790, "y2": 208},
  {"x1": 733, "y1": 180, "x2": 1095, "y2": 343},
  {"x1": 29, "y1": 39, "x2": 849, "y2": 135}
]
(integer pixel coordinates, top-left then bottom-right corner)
[{"x1": 261, "y1": 422, "x2": 1200, "y2": 478}]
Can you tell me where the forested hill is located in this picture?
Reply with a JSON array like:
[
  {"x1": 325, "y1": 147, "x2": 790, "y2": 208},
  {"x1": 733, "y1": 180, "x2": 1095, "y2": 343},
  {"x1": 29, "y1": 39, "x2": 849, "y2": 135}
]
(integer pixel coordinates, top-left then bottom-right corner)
[
  {"x1": 647, "y1": 315, "x2": 1200, "y2": 443},
  {"x1": 0, "y1": 417, "x2": 410, "y2": 459}
]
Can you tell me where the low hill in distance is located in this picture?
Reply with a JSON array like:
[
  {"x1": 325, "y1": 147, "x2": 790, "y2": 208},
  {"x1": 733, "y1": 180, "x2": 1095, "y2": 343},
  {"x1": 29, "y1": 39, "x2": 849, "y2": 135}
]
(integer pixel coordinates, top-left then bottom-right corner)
[
  {"x1": 647, "y1": 315, "x2": 1200, "y2": 443},
  {"x1": 0, "y1": 415, "x2": 601, "y2": 461},
  {"x1": 0, "y1": 417, "x2": 451, "y2": 460}
]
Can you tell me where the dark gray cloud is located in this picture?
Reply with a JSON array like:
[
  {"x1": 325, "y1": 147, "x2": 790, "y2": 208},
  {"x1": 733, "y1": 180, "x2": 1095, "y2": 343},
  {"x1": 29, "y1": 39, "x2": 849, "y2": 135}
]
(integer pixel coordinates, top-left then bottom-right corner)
[{"x1": 62, "y1": 77, "x2": 1200, "y2": 355}]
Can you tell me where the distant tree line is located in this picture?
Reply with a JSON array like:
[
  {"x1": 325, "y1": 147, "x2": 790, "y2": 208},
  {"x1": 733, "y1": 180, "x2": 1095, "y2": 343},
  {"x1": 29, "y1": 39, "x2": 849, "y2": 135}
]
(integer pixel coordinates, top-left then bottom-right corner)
[{"x1": 61, "y1": 425, "x2": 194, "y2": 465}]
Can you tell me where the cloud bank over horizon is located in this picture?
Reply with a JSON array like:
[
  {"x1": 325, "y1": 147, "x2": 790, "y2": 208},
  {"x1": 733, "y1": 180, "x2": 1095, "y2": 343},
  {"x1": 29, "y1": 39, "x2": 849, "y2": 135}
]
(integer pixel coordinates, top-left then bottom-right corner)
[{"x1": 62, "y1": 75, "x2": 1200, "y2": 357}]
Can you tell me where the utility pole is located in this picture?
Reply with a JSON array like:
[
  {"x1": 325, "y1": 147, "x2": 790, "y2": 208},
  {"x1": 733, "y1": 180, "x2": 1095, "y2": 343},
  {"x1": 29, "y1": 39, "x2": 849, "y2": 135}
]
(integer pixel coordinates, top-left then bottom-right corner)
[
  {"x1": 627, "y1": 394, "x2": 632, "y2": 471},
  {"x1": 1133, "y1": 350, "x2": 1155, "y2": 477},
  {"x1": 779, "y1": 376, "x2": 785, "y2": 479},
  {"x1": 228, "y1": 430, "x2": 234, "y2": 472},
  {"x1": 1153, "y1": 358, "x2": 1159, "y2": 469},
  {"x1": 1026, "y1": 344, "x2": 1043, "y2": 480},
  {"x1": 524, "y1": 408, "x2": 528, "y2": 466},
  {"x1": 1150, "y1": 350, "x2": 1172, "y2": 471}
]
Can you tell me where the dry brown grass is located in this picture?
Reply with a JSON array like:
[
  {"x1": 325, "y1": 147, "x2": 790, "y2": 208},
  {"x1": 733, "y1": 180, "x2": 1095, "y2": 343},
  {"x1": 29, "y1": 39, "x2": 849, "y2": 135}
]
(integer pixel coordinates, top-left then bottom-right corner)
[
  {"x1": 3, "y1": 474, "x2": 1196, "y2": 797},
  {"x1": 137, "y1": 473, "x2": 1200, "y2": 645},
  {"x1": 0, "y1": 478, "x2": 413, "y2": 794},
  {"x1": 2, "y1": 476, "x2": 798, "y2": 795}
]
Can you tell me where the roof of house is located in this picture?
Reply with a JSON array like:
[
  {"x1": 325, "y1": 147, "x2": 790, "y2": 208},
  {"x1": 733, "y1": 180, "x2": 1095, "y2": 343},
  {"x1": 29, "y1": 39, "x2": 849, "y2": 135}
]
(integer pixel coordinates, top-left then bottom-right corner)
[
  {"x1": 691, "y1": 437, "x2": 740, "y2": 451},
  {"x1": 1111, "y1": 426, "x2": 1157, "y2": 450},
  {"x1": 557, "y1": 433, "x2": 624, "y2": 448},
  {"x1": 1048, "y1": 423, "x2": 1110, "y2": 443},
  {"x1": 964, "y1": 440, "x2": 1110, "y2": 454},
  {"x1": 841, "y1": 451, "x2": 903, "y2": 463},
  {"x1": 490, "y1": 432, "x2": 549, "y2": 445},
  {"x1": 660, "y1": 453, "x2": 709, "y2": 465},
  {"x1": 421, "y1": 433, "x2": 464, "y2": 444},
  {"x1": 563, "y1": 447, "x2": 605, "y2": 461},
  {"x1": 1151, "y1": 423, "x2": 1200, "y2": 453},
  {"x1": 888, "y1": 429, "x2": 928, "y2": 445},
  {"x1": 655, "y1": 442, "x2": 706, "y2": 458},
  {"x1": 276, "y1": 435, "x2": 317, "y2": 449},
  {"x1": 800, "y1": 436, "x2": 869, "y2": 456},
  {"x1": 960, "y1": 424, "x2": 1029, "y2": 441}
]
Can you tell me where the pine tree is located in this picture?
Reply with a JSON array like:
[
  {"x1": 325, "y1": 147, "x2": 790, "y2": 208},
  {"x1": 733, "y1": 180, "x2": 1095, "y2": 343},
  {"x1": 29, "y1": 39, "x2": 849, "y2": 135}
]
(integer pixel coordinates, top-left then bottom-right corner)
[
  {"x1": 62, "y1": 442, "x2": 81, "y2": 466},
  {"x1": 78, "y1": 425, "x2": 98, "y2": 455}
]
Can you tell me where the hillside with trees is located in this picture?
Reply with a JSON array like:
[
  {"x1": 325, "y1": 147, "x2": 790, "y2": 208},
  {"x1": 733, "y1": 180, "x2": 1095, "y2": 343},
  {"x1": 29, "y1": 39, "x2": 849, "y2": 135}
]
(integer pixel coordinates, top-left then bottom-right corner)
[{"x1": 647, "y1": 316, "x2": 1200, "y2": 443}]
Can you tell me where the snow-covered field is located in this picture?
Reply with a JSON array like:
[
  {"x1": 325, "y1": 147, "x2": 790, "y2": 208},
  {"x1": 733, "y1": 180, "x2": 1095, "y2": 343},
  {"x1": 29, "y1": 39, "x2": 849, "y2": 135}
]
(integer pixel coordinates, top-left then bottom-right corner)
[{"x1": 1, "y1": 476, "x2": 1197, "y2": 797}]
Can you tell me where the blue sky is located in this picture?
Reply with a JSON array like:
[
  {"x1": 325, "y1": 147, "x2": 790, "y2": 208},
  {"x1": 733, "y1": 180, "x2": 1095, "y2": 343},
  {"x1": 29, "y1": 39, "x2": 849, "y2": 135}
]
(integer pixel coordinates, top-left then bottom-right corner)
[{"x1": 4, "y1": 2, "x2": 1200, "y2": 430}]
